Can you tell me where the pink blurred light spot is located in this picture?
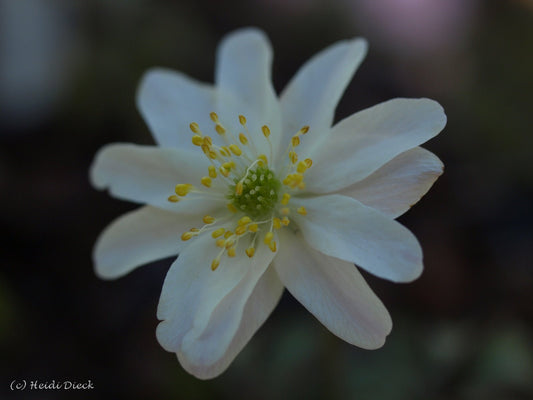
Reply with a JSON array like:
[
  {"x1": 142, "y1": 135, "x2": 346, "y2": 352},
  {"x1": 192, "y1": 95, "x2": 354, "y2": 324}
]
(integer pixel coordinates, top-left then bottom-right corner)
[{"x1": 351, "y1": 0, "x2": 478, "y2": 54}]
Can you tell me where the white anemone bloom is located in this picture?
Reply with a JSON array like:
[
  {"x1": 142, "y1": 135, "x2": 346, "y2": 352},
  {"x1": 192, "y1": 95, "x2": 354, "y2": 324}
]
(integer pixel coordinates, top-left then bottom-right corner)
[{"x1": 90, "y1": 28, "x2": 446, "y2": 379}]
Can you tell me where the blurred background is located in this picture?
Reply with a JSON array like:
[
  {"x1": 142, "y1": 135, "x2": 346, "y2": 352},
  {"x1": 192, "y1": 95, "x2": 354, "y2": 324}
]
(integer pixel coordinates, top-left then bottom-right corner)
[{"x1": 1, "y1": 0, "x2": 532, "y2": 399}]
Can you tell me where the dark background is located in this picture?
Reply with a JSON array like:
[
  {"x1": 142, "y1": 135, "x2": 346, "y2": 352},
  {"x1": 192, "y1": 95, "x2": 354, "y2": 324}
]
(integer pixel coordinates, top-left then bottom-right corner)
[{"x1": 1, "y1": 0, "x2": 532, "y2": 399}]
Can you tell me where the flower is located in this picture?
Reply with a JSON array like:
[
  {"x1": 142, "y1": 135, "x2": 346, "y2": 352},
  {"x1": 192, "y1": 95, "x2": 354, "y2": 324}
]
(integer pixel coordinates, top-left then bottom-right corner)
[{"x1": 90, "y1": 28, "x2": 446, "y2": 379}]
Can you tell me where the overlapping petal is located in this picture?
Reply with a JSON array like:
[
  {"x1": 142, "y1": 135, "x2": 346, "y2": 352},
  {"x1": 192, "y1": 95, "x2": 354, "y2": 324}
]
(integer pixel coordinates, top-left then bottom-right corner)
[
  {"x1": 291, "y1": 194, "x2": 423, "y2": 282},
  {"x1": 304, "y1": 98, "x2": 446, "y2": 193},
  {"x1": 341, "y1": 147, "x2": 444, "y2": 218},
  {"x1": 280, "y1": 38, "x2": 367, "y2": 155},
  {"x1": 216, "y1": 28, "x2": 281, "y2": 156},
  {"x1": 178, "y1": 265, "x2": 284, "y2": 379},
  {"x1": 156, "y1": 231, "x2": 277, "y2": 369},
  {"x1": 93, "y1": 206, "x2": 201, "y2": 279},
  {"x1": 90, "y1": 143, "x2": 223, "y2": 213},
  {"x1": 275, "y1": 229, "x2": 391, "y2": 348}
]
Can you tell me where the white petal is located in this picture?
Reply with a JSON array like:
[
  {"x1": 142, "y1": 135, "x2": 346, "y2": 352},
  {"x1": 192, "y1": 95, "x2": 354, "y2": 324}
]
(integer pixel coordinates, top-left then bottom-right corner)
[
  {"x1": 156, "y1": 231, "x2": 277, "y2": 365},
  {"x1": 340, "y1": 147, "x2": 444, "y2": 218},
  {"x1": 136, "y1": 68, "x2": 217, "y2": 148},
  {"x1": 89, "y1": 143, "x2": 222, "y2": 213},
  {"x1": 305, "y1": 98, "x2": 447, "y2": 193},
  {"x1": 275, "y1": 229, "x2": 391, "y2": 349},
  {"x1": 280, "y1": 38, "x2": 367, "y2": 155},
  {"x1": 291, "y1": 194, "x2": 423, "y2": 282},
  {"x1": 93, "y1": 206, "x2": 198, "y2": 279},
  {"x1": 216, "y1": 28, "x2": 281, "y2": 157},
  {"x1": 178, "y1": 266, "x2": 284, "y2": 379}
]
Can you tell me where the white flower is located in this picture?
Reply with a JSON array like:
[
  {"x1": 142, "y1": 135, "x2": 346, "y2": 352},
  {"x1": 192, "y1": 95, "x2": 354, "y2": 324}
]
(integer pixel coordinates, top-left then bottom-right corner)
[{"x1": 90, "y1": 28, "x2": 446, "y2": 379}]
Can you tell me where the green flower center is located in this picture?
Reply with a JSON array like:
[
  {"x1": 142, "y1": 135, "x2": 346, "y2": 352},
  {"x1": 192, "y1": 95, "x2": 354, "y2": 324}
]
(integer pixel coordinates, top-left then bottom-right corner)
[{"x1": 229, "y1": 166, "x2": 280, "y2": 219}]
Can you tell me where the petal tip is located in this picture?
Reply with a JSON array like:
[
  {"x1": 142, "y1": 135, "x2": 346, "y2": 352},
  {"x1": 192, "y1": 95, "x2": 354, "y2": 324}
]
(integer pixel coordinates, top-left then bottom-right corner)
[
  {"x1": 222, "y1": 26, "x2": 269, "y2": 43},
  {"x1": 135, "y1": 67, "x2": 179, "y2": 112},
  {"x1": 350, "y1": 37, "x2": 369, "y2": 56},
  {"x1": 418, "y1": 97, "x2": 448, "y2": 132},
  {"x1": 396, "y1": 263, "x2": 424, "y2": 283},
  {"x1": 92, "y1": 242, "x2": 129, "y2": 281},
  {"x1": 217, "y1": 27, "x2": 271, "y2": 59},
  {"x1": 177, "y1": 352, "x2": 223, "y2": 380},
  {"x1": 361, "y1": 336, "x2": 388, "y2": 350},
  {"x1": 89, "y1": 143, "x2": 131, "y2": 191},
  {"x1": 89, "y1": 145, "x2": 112, "y2": 190},
  {"x1": 332, "y1": 36, "x2": 368, "y2": 69},
  {"x1": 93, "y1": 263, "x2": 121, "y2": 280},
  {"x1": 358, "y1": 312, "x2": 393, "y2": 350},
  {"x1": 155, "y1": 320, "x2": 180, "y2": 353}
]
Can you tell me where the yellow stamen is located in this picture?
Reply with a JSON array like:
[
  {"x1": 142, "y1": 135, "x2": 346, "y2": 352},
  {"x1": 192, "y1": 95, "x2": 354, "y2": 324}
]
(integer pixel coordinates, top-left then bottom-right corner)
[
  {"x1": 209, "y1": 112, "x2": 219, "y2": 123},
  {"x1": 281, "y1": 193, "x2": 291, "y2": 205},
  {"x1": 258, "y1": 154, "x2": 268, "y2": 166},
  {"x1": 216, "y1": 239, "x2": 226, "y2": 248},
  {"x1": 227, "y1": 247, "x2": 236, "y2": 257},
  {"x1": 220, "y1": 148, "x2": 229, "y2": 157},
  {"x1": 238, "y1": 216, "x2": 252, "y2": 226},
  {"x1": 224, "y1": 231, "x2": 233, "y2": 239},
  {"x1": 190, "y1": 228, "x2": 200, "y2": 232},
  {"x1": 264, "y1": 232, "x2": 274, "y2": 244},
  {"x1": 201, "y1": 176, "x2": 212, "y2": 187},
  {"x1": 168, "y1": 195, "x2": 180, "y2": 203},
  {"x1": 262, "y1": 125, "x2": 271, "y2": 138},
  {"x1": 227, "y1": 203, "x2": 237, "y2": 213},
  {"x1": 273, "y1": 218, "x2": 281, "y2": 229},
  {"x1": 189, "y1": 122, "x2": 200, "y2": 133},
  {"x1": 208, "y1": 165, "x2": 217, "y2": 178},
  {"x1": 222, "y1": 161, "x2": 234, "y2": 170},
  {"x1": 225, "y1": 238, "x2": 235, "y2": 249},
  {"x1": 215, "y1": 124, "x2": 226, "y2": 135},
  {"x1": 212, "y1": 228, "x2": 225, "y2": 238},
  {"x1": 219, "y1": 166, "x2": 230, "y2": 177},
  {"x1": 239, "y1": 115, "x2": 247, "y2": 125},
  {"x1": 268, "y1": 241, "x2": 277, "y2": 252},
  {"x1": 281, "y1": 216, "x2": 290, "y2": 226},
  {"x1": 175, "y1": 184, "x2": 193, "y2": 196},
  {"x1": 281, "y1": 207, "x2": 290, "y2": 216},
  {"x1": 191, "y1": 135, "x2": 203, "y2": 146},
  {"x1": 289, "y1": 151, "x2": 298, "y2": 164},
  {"x1": 211, "y1": 258, "x2": 220, "y2": 271},
  {"x1": 248, "y1": 223, "x2": 258, "y2": 232},
  {"x1": 235, "y1": 181, "x2": 243, "y2": 196},
  {"x1": 239, "y1": 133, "x2": 248, "y2": 145},
  {"x1": 203, "y1": 136, "x2": 212, "y2": 146},
  {"x1": 300, "y1": 126, "x2": 309, "y2": 134},
  {"x1": 297, "y1": 161, "x2": 308, "y2": 173},
  {"x1": 235, "y1": 225, "x2": 247, "y2": 235},
  {"x1": 291, "y1": 136, "x2": 300, "y2": 147},
  {"x1": 283, "y1": 173, "x2": 303, "y2": 188},
  {"x1": 202, "y1": 215, "x2": 215, "y2": 224},
  {"x1": 304, "y1": 158, "x2": 313, "y2": 168},
  {"x1": 229, "y1": 144, "x2": 242, "y2": 156},
  {"x1": 245, "y1": 247, "x2": 255, "y2": 257},
  {"x1": 297, "y1": 206, "x2": 307, "y2": 215},
  {"x1": 181, "y1": 232, "x2": 194, "y2": 241}
]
